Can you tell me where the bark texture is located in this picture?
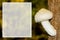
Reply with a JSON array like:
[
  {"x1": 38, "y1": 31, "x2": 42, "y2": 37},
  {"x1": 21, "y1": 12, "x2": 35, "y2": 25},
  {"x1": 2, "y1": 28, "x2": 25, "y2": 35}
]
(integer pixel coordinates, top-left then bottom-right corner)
[{"x1": 48, "y1": 0, "x2": 60, "y2": 40}]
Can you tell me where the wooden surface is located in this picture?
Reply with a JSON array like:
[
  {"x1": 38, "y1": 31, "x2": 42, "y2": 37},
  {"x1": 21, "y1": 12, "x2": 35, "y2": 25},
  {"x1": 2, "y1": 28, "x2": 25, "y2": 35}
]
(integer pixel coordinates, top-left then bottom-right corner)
[{"x1": 48, "y1": 0, "x2": 60, "y2": 40}]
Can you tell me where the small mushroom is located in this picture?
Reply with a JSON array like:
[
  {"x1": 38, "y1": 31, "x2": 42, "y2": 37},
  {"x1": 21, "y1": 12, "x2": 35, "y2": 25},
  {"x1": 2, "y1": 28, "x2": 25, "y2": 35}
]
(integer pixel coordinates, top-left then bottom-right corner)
[{"x1": 35, "y1": 8, "x2": 56, "y2": 36}]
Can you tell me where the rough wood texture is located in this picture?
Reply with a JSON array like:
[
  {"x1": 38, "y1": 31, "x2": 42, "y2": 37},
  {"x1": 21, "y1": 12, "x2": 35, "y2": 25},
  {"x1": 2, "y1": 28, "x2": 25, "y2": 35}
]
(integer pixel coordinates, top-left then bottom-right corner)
[{"x1": 48, "y1": 0, "x2": 60, "y2": 40}]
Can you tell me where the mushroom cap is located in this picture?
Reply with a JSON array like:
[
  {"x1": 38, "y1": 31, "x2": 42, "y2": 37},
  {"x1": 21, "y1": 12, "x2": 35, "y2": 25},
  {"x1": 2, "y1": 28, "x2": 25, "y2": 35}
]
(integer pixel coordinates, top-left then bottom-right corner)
[{"x1": 35, "y1": 8, "x2": 53, "y2": 22}]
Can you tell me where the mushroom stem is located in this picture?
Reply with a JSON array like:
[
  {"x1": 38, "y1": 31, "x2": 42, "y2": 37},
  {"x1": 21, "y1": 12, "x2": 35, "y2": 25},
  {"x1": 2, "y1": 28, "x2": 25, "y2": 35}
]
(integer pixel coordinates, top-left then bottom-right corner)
[{"x1": 41, "y1": 20, "x2": 56, "y2": 36}]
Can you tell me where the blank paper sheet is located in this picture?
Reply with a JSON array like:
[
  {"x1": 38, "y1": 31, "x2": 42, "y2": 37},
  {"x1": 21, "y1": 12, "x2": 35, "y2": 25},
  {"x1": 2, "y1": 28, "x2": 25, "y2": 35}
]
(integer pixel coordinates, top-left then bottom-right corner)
[{"x1": 2, "y1": 2, "x2": 32, "y2": 38}]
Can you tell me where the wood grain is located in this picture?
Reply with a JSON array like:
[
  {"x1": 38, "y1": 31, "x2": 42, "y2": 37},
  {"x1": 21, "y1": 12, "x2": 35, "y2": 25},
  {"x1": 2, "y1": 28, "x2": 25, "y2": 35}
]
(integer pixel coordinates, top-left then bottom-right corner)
[{"x1": 48, "y1": 0, "x2": 60, "y2": 40}]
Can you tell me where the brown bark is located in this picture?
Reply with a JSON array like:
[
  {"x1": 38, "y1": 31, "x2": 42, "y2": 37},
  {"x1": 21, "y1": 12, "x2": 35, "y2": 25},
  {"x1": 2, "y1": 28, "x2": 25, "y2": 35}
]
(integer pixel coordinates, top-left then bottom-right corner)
[{"x1": 48, "y1": 0, "x2": 60, "y2": 40}]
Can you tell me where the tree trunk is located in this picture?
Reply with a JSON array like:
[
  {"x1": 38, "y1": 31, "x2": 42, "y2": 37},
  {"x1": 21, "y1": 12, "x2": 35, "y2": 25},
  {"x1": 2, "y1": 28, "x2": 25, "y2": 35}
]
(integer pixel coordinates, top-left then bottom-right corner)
[{"x1": 48, "y1": 0, "x2": 60, "y2": 40}]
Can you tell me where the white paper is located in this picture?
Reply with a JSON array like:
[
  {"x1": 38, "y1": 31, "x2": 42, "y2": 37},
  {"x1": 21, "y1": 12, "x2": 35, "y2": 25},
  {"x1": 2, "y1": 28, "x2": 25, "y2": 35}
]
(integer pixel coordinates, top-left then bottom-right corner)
[{"x1": 2, "y1": 2, "x2": 32, "y2": 38}]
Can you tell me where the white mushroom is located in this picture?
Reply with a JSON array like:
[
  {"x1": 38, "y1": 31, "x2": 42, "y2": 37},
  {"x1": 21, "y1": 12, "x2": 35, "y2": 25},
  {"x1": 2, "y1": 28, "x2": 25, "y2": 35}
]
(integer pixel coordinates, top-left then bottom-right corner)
[{"x1": 35, "y1": 8, "x2": 56, "y2": 36}]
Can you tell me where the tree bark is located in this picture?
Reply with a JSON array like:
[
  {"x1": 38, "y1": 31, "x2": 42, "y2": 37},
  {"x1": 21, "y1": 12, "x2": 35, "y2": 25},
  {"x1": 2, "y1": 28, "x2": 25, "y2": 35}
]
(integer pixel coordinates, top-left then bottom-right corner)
[{"x1": 48, "y1": 0, "x2": 60, "y2": 40}]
